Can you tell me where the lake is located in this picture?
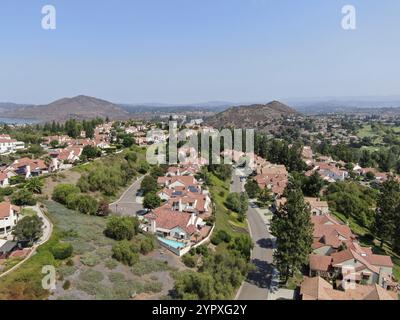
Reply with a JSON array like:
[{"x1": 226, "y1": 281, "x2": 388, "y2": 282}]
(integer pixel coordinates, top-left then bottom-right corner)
[{"x1": 0, "y1": 117, "x2": 40, "y2": 125}]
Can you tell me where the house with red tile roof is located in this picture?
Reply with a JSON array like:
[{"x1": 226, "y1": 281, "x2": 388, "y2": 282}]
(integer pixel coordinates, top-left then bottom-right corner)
[
  {"x1": 145, "y1": 206, "x2": 204, "y2": 241},
  {"x1": 310, "y1": 162, "x2": 349, "y2": 182},
  {"x1": 309, "y1": 212, "x2": 397, "y2": 290},
  {"x1": 311, "y1": 214, "x2": 356, "y2": 256},
  {"x1": 0, "y1": 171, "x2": 9, "y2": 188},
  {"x1": 304, "y1": 197, "x2": 329, "y2": 216},
  {"x1": 300, "y1": 276, "x2": 397, "y2": 300},
  {"x1": 8, "y1": 157, "x2": 48, "y2": 179},
  {"x1": 157, "y1": 175, "x2": 199, "y2": 190}
]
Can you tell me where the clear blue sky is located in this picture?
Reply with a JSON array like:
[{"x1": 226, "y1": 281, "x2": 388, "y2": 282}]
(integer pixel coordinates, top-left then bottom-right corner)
[{"x1": 1, "y1": 0, "x2": 399, "y2": 104}]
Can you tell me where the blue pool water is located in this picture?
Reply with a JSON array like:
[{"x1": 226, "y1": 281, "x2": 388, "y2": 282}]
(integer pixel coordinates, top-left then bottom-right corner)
[{"x1": 157, "y1": 237, "x2": 186, "y2": 249}]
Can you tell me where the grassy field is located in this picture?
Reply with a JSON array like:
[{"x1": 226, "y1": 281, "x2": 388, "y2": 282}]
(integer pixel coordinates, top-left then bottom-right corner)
[
  {"x1": 208, "y1": 173, "x2": 247, "y2": 237},
  {"x1": 44, "y1": 201, "x2": 175, "y2": 300},
  {"x1": 0, "y1": 201, "x2": 177, "y2": 300}
]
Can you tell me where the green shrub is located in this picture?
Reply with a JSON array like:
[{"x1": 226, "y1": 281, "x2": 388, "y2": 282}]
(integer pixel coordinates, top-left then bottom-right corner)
[
  {"x1": 144, "y1": 281, "x2": 163, "y2": 293},
  {"x1": 182, "y1": 254, "x2": 196, "y2": 268},
  {"x1": 112, "y1": 240, "x2": 139, "y2": 266},
  {"x1": 108, "y1": 272, "x2": 125, "y2": 283},
  {"x1": 104, "y1": 259, "x2": 118, "y2": 270},
  {"x1": 51, "y1": 243, "x2": 73, "y2": 260},
  {"x1": 52, "y1": 184, "x2": 80, "y2": 204},
  {"x1": 131, "y1": 259, "x2": 170, "y2": 276},
  {"x1": 139, "y1": 236, "x2": 156, "y2": 254},
  {"x1": 62, "y1": 280, "x2": 71, "y2": 290},
  {"x1": 66, "y1": 193, "x2": 99, "y2": 215},
  {"x1": 79, "y1": 269, "x2": 104, "y2": 283},
  {"x1": 80, "y1": 252, "x2": 101, "y2": 267},
  {"x1": 104, "y1": 216, "x2": 139, "y2": 240},
  {"x1": 211, "y1": 230, "x2": 231, "y2": 245},
  {"x1": 66, "y1": 259, "x2": 74, "y2": 266}
]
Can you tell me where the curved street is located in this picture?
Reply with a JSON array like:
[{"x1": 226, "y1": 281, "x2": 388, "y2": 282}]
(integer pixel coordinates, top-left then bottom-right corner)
[
  {"x1": 109, "y1": 176, "x2": 145, "y2": 216},
  {"x1": 231, "y1": 170, "x2": 276, "y2": 300}
]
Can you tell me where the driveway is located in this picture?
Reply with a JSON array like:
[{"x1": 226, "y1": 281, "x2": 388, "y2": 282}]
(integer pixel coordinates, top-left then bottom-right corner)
[{"x1": 109, "y1": 176, "x2": 145, "y2": 216}]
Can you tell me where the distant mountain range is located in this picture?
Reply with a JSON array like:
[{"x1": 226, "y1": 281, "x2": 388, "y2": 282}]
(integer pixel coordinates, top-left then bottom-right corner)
[
  {"x1": 2, "y1": 95, "x2": 400, "y2": 122},
  {"x1": 0, "y1": 95, "x2": 130, "y2": 122},
  {"x1": 205, "y1": 100, "x2": 299, "y2": 129}
]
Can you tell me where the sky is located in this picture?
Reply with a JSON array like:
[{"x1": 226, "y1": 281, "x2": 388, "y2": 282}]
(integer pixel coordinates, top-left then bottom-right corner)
[{"x1": 0, "y1": 0, "x2": 399, "y2": 104}]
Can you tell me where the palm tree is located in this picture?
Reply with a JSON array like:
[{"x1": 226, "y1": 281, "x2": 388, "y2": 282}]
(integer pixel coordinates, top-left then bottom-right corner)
[{"x1": 25, "y1": 177, "x2": 44, "y2": 194}]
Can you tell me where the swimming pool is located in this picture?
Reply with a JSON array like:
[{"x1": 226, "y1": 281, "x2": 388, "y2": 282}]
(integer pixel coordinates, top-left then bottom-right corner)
[{"x1": 157, "y1": 237, "x2": 187, "y2": 249}]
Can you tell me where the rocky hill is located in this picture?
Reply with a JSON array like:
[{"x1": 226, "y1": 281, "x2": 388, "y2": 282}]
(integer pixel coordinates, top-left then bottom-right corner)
[
  {"x1": 205, "y1": 100, "x2": 299, "y2": 129},
  {"x1": 1, "y1": 95, "x2": 130, "y2": 122}
]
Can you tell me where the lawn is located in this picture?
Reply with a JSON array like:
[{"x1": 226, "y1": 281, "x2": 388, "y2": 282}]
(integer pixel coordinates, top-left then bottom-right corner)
[{"x1": 208, "y1": 173, "x2": 247, "y2": 238}]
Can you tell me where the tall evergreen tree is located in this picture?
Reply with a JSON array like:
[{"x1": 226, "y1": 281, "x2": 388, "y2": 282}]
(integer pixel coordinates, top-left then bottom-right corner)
[
  {"x1": 270, "y1": 179, "x2": 313, "y2": 283},
  {"x1": 374, "y1": 176, "x2": 400, "y2": 247}
]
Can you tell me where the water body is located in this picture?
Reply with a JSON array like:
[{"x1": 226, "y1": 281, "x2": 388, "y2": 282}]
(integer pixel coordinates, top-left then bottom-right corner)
[{"x1": 0, "y1": 117, "x2": 40, "y2": 125}]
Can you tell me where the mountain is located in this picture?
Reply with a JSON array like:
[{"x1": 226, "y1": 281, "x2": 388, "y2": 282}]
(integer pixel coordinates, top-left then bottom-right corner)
[
  {"x1": 205, "y1": 100, "x2": 299, "y2": 129},
  {"x1": 1, "y1": 95, "x2": 130, "y2": 122}
]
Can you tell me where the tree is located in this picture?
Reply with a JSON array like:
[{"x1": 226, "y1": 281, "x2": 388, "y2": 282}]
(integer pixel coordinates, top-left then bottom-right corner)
[
  {"x1": 12, "y1": 215, "x2": 43, "y2": 245},
  {"x1": 303, "y1": 171, "x2": 324, "y2": 197},
  {"x1": 257, "y1": 187, "x2": 273, "y2": 208},
  {"x1": 24, "y1": 177, "x2": 44, "y2": 194},
  {"x1": 244, "y1": 179, "x2": 260, "y2": 198},
  {"x1": 270, "y1": 180, "x2": 313, "y2": 283},
  {"x1": 229, "y1": 234, "x2": 253, "y2": 260},
  {"x1": 82, "y1": 145, "x2": 101, "y2": 159},
  {"x1": 225, "y1": 193, "x2": 241, "y2": 212},
  {"x1": 140, "y1": 175, "x2": 158, "y2": 195},
  {"x1": 11, "y1": 189, "x2": 37, "y2": 206},
  {"x1": 104, "y1": 216, "x2": 139, "y2": 240},
  {"x1": 238, "y1": 192, "x2": 248, "y2": 222},
  {"x1": 373, "y1": 177, "x2": 400, "y2": 247},
  {"x1": 122, "y1": 135, "x2": 134, "y2": 148},
  {"x1": 50, "y1": 140, "x2": 59, "y2": 148},
  {"x1": 112, "y1": 240, "x2": 139, "y2": 266},
  {"x1": 52, "y1": 184, "x2": 80, "y2": 204},
  {"x1": 124, "y1": 151, "x2": 137, "y2": 163},
  {"x1": 143, "y1": 192, "x2": 161, "y2": 209}
]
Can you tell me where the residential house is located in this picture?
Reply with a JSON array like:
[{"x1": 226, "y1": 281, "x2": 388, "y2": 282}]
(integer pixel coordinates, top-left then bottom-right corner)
[
  {"x1": 145, "y1": 207, "x2": 204, "y2": 241},
  {"x1": 8, "y1": 158, "x2": 48, "y2": 178},
  {"x1": 308, "y1": 162, "x2": 348, "y2": 182},
  {"x1": 0, "y1": 202, "x2": 20, "y2": 236},
  {"x1": 0, "y1": 171, "x2": 9, "y2": 187},
  {"x1": 305, "y1": 197, "x2": 330, "y2": 216},
  {"x1": 0, "y1": 135, "x2": 25, "y2": 155},
  {"x1": 300, "y1": 276, "x2": 397, "y2": 300}
]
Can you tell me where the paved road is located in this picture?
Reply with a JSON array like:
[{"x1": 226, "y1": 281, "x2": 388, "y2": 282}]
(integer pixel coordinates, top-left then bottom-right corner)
[
  {"x1": 231, "y1": 173, "x2": 276, "y2": 300},
  {"x1": 109, "y1": 176, "x2": 145, "y2": 216}
]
